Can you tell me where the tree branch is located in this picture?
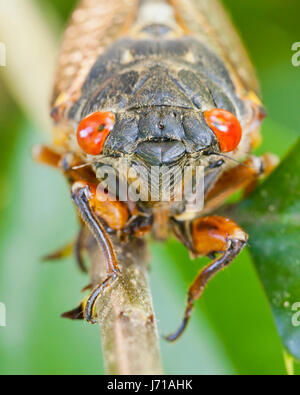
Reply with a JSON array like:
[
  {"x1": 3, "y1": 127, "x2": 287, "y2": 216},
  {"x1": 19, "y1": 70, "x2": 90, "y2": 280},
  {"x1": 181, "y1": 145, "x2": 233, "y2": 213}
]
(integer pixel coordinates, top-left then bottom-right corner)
[{"x1": 88, "y1": 234, "x2": 163, "y2": 375}]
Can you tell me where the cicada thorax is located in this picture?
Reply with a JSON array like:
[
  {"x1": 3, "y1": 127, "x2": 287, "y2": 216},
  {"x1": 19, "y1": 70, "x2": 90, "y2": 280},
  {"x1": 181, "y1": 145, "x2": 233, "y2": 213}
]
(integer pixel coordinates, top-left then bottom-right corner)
[{"x1": 51, "y1": 0, "x2": 265, "y2": 217}]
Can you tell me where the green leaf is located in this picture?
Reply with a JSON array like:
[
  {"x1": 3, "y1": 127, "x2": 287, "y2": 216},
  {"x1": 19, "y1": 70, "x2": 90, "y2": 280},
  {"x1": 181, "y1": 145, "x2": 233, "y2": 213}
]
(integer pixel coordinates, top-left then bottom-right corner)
[{"x1": 236, "y1": 138, "x2": 300, "y2": 361}]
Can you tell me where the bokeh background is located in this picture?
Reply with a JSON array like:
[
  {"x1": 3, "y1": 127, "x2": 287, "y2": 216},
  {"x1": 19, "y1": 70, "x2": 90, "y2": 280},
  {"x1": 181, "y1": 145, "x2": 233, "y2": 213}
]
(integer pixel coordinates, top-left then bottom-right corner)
[{"x1": 0, "y1": 0, "x2": 300, "y2": 375}]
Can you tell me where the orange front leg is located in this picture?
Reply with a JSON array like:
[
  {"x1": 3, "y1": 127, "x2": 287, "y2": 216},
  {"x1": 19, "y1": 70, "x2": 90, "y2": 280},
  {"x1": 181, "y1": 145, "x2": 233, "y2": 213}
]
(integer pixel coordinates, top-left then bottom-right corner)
[
  {"x1": 33, "y1": 145, "x2": 62, "y2": 168},
  {"x1": 71, "y1": 181, "x2": 130, "y2": 323},
  {"x1": 167, "y1": 216, "x2": 248, "y2": 341},
  {"x1": 204, "y1": 153, "x2": 278, "y2": 213},
  {"x1": 69, "y1": 181, "x2": 152, "y2": 322},
  {"x1": 43, "y1": 225, "x2": 88, "y2": 273},
  {"x1": 33, "y1": 144, "x2": 97, "y2": 184}
]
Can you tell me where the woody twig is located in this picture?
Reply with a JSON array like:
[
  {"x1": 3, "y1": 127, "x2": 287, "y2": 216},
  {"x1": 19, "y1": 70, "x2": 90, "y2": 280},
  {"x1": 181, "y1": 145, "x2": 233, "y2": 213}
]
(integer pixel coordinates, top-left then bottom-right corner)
[{"x1": 88, "y1": 233, "x2": 163, "y2": 375}]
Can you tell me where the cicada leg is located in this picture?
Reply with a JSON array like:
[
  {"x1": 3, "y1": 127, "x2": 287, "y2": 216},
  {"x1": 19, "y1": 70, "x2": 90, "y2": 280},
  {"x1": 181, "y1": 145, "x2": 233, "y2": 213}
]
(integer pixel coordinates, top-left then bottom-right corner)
[
  {"x1": 42, "y1": 243, "x2": 73, "y2": 262},
  {"x1": 204, "y1": 153, "x2": 278, "y2": 214},
  {"x1": 74, "y1": 226, "x2": 88, "y2": 273},
  {"x1": 167, "y1": 216, "x2": 248, "y2": 342},
  {"x1": 61, "y1": 284, "x2": 93, "y2": 321},
  {"x1": 71, "y1": 182, "x2": 121, "y2": 323},
  {"x1": 33, "y1": 144, "x2": 97, "y2": 183},
  {"x1": 42, "y1": 225, "x2": 87, "y2": 273},
  {"x1": 34, "y1": 146, "x2": 98, "y2": 273},
  {"x1": 32, "y1": 145, "x2": 62, "y2": 168},
  {"x1": 61, "y1": 303, "x2": 85, "y2": 321}
]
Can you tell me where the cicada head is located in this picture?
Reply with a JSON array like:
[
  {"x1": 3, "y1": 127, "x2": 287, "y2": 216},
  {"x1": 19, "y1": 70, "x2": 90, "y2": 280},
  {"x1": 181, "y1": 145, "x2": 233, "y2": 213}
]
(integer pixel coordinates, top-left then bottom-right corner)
[
  {"x1": 73, "y1": 105, "x2": 243, "y2": 166},
  {"x1": 69, "y1": 37, "x2": 247, "y2": 171},
  {"x1": 67, "y1": 36, "x2": 250, "y2": 211}
]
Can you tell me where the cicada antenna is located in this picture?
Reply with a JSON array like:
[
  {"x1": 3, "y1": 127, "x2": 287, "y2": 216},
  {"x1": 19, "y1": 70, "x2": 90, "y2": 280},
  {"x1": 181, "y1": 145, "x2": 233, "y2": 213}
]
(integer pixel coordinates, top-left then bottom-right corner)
[{"x1": 210, "y1": 152, "x2": 252, "y2": 169}]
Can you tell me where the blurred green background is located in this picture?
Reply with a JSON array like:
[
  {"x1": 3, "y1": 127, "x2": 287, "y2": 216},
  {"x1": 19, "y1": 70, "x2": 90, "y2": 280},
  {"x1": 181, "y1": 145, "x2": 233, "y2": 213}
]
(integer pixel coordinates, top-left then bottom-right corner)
[{"x1": 0, "y1": 0, "x2": 300, "y2": 375}]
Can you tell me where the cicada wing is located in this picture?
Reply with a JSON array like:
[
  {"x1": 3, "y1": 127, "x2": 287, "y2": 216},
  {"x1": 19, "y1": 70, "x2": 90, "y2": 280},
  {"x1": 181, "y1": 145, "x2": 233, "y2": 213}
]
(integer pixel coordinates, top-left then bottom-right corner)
[
  {"x1": 170, "y1": 0, "x2": 260, "y2": 97},
  {"x1": 52, "y1": 0, "x2": 138, "y2": 111}
]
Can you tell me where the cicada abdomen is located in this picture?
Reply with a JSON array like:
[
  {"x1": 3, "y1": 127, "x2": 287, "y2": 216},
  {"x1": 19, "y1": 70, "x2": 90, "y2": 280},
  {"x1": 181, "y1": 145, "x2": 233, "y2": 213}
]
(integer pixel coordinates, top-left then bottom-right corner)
[{"x1": 35, "y1": 0, "x2": 277, "y2": 341}]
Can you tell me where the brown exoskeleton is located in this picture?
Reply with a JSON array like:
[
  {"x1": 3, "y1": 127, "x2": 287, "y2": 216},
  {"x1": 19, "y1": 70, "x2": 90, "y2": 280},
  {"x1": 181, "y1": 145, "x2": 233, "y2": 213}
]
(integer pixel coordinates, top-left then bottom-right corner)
[{"x1": 35, "y1": 0, "x2": 278, "y2": 341}]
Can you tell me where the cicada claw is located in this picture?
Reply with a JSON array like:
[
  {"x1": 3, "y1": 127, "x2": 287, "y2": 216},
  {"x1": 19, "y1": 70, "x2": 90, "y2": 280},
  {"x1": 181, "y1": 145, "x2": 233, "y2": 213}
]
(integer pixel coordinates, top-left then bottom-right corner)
[
  {"x1": 164, "y1": 315, "x2": 191, "y2": 343},
  {"x1": 62, "y1": 304, "x2": 85, "y2": 321},
  {"x1": 84, "y1": 271, "x2": 121, "y2": 324}
]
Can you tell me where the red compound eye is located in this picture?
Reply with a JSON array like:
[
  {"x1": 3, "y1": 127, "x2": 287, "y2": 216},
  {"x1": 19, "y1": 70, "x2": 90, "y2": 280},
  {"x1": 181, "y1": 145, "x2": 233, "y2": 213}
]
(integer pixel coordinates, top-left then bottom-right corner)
[
  {"x1": 77, "y1": 112, "x2": 115, "y2": 155},
  {"x1": 204, "y1": 108, "x2": 242, "y2": 153}
]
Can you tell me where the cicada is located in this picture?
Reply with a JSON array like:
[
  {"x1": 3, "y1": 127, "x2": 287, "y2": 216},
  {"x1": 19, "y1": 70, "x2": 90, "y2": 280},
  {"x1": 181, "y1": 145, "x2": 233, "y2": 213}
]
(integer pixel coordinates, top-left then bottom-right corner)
[{"x1": 35, "y1": 0, "x2": 277, "y2": 341}]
